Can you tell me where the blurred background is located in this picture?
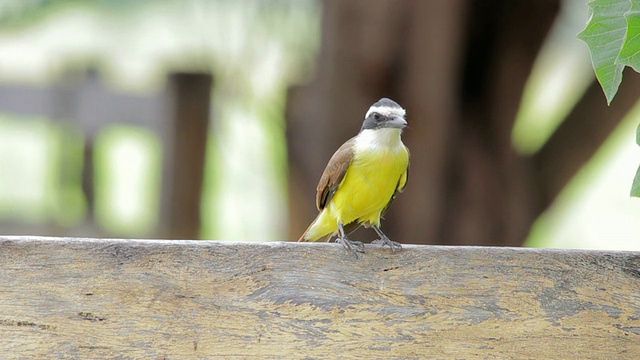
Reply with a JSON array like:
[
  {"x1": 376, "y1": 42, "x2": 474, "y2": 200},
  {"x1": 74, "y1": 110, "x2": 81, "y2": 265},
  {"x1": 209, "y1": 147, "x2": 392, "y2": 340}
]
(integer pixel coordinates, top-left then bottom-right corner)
[{"x1": 0, "y1": 0, "x2": 639, "y2": 249}]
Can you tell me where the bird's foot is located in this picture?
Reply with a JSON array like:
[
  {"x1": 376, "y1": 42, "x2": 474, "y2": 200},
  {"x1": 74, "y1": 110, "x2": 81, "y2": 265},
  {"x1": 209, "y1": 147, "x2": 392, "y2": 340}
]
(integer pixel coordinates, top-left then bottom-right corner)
[
  {"x1": 334, "y1": 236, "x2": 365, "y2": 257},
  {"x1": 371, "y1": 236, "x2": 402, "y2": 252}
]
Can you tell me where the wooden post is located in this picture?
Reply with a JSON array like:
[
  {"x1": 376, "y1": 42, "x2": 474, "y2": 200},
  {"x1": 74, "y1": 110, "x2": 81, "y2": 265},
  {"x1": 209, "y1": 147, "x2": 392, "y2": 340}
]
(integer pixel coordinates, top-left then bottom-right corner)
[
  {"x1": 1, "y1": 236, "x2": 639, "y2": 358},
  {"x1": 159, "y1": 73, "x2": 213, "y2": 239}
]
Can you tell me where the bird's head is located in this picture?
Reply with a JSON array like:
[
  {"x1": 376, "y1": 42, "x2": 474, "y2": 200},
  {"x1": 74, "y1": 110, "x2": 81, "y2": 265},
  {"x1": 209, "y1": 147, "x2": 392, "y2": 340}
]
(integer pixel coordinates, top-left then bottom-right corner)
[{"x1": 361, "y1": 98, "x2": 407, "y2": 131}]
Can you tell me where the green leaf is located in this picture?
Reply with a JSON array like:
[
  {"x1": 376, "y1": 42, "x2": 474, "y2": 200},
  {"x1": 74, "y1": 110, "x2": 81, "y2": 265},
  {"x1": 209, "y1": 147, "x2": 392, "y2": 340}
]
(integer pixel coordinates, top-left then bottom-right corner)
[
  {"x1": 633, "y1": 123, "x2": 640, "y2": 197},
  {"x1": 631, "y1": 165, "x2": 640, "y2": 197},
  {"x1": 578, "y1": 0, "x2": 632, "y2": 105},
  {"x1": 617, "y1": 0, "x2": 640, "y2": 72}
]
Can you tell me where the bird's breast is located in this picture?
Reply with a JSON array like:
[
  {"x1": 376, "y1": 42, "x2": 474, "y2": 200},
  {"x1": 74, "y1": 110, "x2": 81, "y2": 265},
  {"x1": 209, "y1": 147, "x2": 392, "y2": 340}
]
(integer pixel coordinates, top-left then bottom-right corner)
[{"x1": 329, "y1": 143, "x2": 408, "y2": 224}]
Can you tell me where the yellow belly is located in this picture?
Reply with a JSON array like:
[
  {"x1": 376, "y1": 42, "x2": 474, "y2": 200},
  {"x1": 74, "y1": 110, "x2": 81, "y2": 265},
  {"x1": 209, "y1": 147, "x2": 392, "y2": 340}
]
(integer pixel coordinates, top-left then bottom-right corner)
[{"x1": 306, "y1": 147, "x2": 408, "y2": 240}]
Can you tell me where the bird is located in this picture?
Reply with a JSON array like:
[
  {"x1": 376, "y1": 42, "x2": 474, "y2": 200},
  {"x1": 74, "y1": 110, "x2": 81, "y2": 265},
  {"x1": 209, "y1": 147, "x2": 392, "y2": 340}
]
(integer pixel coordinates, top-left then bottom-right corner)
[{"x1": 298, "y1": 97, "x2": 409, "y2": 255}]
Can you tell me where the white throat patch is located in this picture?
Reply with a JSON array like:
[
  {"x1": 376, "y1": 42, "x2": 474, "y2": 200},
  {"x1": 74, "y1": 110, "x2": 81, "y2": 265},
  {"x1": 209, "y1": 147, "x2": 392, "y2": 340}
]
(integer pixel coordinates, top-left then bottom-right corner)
[{"x1": 354, "y1": 128, "x2": 404, "y2": 152}]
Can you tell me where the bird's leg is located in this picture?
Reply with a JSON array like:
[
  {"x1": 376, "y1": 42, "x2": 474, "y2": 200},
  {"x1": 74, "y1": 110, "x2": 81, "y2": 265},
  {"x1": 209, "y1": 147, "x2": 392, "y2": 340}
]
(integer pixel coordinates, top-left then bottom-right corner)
[
  {"x1": 334, "y1": 222, "x2": 365, "y2": 255},
  {"x1": 371, "y1": 225, "x2": 402, "y2": 252}
]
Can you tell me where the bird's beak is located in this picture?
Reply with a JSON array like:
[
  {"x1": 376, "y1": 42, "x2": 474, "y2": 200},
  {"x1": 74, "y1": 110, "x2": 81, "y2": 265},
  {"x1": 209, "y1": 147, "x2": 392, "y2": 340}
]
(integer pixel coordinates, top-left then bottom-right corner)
[{"x1": 387, "y1": 116, "x2": 408, "y2": 129}]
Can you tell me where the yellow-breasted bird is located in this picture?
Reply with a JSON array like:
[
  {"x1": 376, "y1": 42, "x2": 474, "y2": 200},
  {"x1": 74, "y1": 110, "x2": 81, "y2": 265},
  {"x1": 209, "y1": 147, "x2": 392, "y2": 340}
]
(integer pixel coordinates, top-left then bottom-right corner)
[{"x1": 298, "y1": 98, "x2": 409, "y2": 254}]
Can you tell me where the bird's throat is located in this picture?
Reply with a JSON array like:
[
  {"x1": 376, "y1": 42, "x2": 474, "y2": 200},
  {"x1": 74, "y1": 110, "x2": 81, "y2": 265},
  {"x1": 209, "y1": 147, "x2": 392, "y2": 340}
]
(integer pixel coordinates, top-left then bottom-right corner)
[{"x1": 354, "y1": 128, "x2": 404, "y2": 153}]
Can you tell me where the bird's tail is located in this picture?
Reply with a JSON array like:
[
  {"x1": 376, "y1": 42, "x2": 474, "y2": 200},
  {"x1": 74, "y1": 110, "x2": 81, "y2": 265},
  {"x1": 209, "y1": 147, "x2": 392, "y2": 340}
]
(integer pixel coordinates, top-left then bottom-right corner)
[
  {"x1": 298, "y1": 214, "x2": 319, "y2": 242},
  {"x1": 297, "y1": 226, "x2": 311, "y2": 242},
  {"x1": 297, "y1": 212, "x2": 333, "y2": 242}
]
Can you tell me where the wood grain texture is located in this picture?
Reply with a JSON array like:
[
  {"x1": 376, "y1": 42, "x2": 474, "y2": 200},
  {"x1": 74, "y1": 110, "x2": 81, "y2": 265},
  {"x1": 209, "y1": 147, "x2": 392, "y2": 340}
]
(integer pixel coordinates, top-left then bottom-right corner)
[{"x1": 1, "y1": 236, "x2": 639, "y2": 359}]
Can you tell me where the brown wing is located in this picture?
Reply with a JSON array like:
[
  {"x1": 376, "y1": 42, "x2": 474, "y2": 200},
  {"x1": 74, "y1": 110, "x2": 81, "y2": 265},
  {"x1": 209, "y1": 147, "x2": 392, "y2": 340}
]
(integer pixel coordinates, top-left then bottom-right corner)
[{"x1": 316, "y1": 138, "x2": 355, "y2": 210}]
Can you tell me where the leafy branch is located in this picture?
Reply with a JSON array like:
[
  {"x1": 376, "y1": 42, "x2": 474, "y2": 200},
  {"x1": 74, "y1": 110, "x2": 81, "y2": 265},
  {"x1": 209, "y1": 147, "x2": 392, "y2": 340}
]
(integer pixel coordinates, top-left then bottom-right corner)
[{"x1": 578, "y1": 0, "x2": 640, "y2": 196}]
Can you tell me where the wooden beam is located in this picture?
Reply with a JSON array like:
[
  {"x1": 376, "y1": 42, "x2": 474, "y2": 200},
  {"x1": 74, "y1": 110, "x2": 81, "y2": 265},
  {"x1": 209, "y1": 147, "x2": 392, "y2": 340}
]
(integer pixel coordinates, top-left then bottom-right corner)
[{"x1": 1, "y1": 236, "x2": 639, "y2": 358}]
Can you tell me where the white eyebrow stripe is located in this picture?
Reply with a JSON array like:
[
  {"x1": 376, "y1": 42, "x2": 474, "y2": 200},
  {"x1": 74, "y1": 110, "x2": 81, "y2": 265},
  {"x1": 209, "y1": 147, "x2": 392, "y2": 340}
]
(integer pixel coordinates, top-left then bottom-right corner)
[{"x1": 365, "y1": 105, "x2": 406, "y2": 119}]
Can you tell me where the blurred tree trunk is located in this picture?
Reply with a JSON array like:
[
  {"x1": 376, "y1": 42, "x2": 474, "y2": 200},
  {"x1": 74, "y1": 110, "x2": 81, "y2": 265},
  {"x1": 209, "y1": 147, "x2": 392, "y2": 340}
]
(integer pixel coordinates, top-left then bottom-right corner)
[
  {"x1": 159, "y1": 73, "x2": 212, "y2": 240},
  {"x1": 287, "y1": 0, "x2": 639, "y2": 246}
]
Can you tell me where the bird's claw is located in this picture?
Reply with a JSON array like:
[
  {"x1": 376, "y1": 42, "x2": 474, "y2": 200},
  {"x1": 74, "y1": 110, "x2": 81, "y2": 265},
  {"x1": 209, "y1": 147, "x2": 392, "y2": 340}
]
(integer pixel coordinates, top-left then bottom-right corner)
[
  {"x1": 334, "y1": 237, "x2": 365, "y2": 257},
  {"x1": 371, "y1": 236, "x2": 402, "y2": 252}
]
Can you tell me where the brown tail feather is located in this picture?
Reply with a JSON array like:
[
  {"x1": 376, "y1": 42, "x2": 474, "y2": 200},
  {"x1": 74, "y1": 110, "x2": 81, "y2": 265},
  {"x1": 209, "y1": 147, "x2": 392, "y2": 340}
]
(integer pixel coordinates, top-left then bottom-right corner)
[
  {"x1": 297, "y1": 227, "x2": 310, "y2": 242},
  {"x1": 298, "y1": 213, "x2": 319, "y2": 242},
  {"x1": 298, "y1": 214, "x2": 337, "y2": 242}
]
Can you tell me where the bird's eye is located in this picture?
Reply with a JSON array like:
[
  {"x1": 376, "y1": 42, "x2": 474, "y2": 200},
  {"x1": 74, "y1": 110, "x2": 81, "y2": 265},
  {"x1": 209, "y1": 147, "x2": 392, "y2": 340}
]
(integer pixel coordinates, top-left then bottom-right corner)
[{"x1": 373, "y1": 113, "x2": 381, "y2": 121}]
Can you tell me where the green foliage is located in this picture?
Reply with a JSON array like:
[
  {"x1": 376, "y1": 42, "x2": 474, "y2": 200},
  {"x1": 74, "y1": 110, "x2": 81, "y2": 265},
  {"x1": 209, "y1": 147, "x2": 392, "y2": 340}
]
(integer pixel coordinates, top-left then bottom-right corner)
[
  {"x1": 618, "y1": 1, "x2": 640, "y2": 71},
  {"x1": 579, "y1": 0, "x2": 640, "y2": 197},
  {"x1": 578, "y1": 0, "x2": 640, "y2": 105},
  {"x1": 631, "y1": 124, "x2": 640, "y2": 197}
]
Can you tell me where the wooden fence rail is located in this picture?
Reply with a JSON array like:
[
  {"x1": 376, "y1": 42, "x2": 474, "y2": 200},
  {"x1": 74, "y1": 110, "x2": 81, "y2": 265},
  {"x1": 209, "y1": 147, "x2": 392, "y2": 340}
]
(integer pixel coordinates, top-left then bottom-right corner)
[{"x1": 1, "y1": 236, "x2": 639, "y2": 359}]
